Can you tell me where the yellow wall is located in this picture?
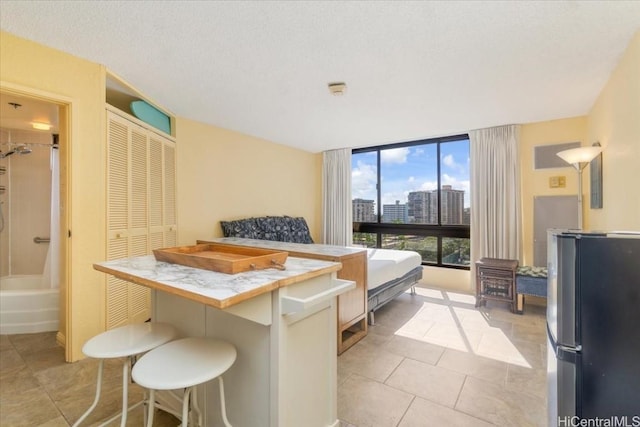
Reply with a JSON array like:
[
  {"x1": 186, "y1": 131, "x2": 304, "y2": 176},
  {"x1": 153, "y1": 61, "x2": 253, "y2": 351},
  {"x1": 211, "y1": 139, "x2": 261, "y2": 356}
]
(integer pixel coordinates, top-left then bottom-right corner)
[
  {"x1": 2, "y1": 28, "x2": 636, "y2": 355},
  {"x1": 1, "y1": 31, "x2": 106, "y2": 361},
  {"x1": 175, "y1": 118, "x2": 322, "y2": 245},
  {"x1": 587, "y1": 31, "x2": 640, "y2": 231},
  {"x1": 1, "y1": 32, "x2": 323, "y2": 361},
  {"x1": 519, "y1": 117, "x2": 588, "y2": 265}
]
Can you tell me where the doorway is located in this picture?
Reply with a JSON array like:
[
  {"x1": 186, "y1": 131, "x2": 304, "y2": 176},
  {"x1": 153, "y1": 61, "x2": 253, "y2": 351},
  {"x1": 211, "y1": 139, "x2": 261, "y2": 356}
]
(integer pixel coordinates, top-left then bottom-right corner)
[{"x1": 0, "y1": 88, "x2": 70, "y2": 357}]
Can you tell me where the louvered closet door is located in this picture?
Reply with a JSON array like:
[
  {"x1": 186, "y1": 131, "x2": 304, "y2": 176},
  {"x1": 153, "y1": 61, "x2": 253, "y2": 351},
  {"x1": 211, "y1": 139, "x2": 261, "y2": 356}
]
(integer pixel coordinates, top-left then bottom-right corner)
[
  {"x1": 128, "y1": 123, "x2": 151, "y2": 324},
  {"x1": 148, "y1": 135, "x2": 177, "y2": 249},
  {"x1": 106, "y1": 113, "x2": 132, "y2": 328},
  {"x1": 106, "y1": 111, "x2": 153, "y2": 328},
  {"x1": 163, "y1": 142, "x2": 177, "y2": 246},
  {"x1": 149, "y1": 136, "x2": 164, "y2": 250}
]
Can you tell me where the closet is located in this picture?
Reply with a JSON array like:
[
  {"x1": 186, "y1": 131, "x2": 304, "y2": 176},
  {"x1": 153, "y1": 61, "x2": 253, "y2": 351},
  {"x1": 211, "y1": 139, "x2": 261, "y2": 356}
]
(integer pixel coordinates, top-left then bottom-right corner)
[{"x1": 105, "y1": 107, "x2": 176, "y2": 328}]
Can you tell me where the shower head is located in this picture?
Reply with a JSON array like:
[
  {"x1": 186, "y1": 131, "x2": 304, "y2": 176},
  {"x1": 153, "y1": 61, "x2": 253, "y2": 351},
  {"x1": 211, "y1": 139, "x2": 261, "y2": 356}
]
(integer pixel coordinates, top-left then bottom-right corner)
[
  {"x1": 15, "y1": 145, "x2": 32, "y2": 155},
  {"x1": 0, "y1": 145, "x2": 31, "y2": 158}
]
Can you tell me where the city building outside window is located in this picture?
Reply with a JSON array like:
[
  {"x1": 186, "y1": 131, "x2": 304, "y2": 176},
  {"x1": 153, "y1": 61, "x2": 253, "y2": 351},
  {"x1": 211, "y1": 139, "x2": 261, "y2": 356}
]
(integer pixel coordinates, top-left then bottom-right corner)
[{"x1": 352, "y1": 134, "x2": 470, "y2": 268}]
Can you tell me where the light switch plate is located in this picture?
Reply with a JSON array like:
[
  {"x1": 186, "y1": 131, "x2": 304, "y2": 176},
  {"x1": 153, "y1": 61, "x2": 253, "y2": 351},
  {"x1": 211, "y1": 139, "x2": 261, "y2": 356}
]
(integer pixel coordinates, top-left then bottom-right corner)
[{"x1": 549, "y1": 176, "x2": 566, "y2": 188}]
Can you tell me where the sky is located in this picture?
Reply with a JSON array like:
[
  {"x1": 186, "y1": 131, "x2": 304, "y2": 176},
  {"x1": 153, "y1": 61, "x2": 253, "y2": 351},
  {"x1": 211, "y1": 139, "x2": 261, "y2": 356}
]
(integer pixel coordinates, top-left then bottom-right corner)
[{"x1": 352, "y1": 139, "x2": 470, "y2": 208}]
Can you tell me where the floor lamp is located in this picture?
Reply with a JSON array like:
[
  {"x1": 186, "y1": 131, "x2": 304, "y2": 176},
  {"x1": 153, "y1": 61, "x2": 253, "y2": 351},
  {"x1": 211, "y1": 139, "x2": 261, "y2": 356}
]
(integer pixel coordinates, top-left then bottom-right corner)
[{"x1": 556, "y1": 145, "x2": 603, "y2": 229}]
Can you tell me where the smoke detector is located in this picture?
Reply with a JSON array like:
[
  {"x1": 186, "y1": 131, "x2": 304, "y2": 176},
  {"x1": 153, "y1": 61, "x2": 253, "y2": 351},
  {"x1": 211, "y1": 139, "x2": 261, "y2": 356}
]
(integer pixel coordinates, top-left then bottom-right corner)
[{"x1": 328, "y1": 82, "x2": 347, "y2": 96}]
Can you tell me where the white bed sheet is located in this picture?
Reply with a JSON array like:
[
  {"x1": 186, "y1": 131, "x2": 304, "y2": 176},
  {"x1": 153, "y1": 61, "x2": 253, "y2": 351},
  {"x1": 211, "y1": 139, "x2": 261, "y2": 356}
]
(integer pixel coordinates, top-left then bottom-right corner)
[{"x1": 366, "y1": 248, "x2": 422, "y2": 290}]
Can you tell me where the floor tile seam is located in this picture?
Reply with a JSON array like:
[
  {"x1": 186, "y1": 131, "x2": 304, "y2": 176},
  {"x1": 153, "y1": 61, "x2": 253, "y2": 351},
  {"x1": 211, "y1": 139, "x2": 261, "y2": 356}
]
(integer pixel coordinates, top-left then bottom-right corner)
[
  {"x1": 396, "y1": 352, "x2": 449, "y2": 373},
  {"x1": 508, "y1": 335, "x2": 547, "y2": 348},
  {"x1": 435, "y1": 359, "x2": 510, "y2": 387},
  {"x1": 451, "y1": 375, "x2": 501, "y2": 426},
  {"x1": 381, "y1": 355, "x2": 468, "y2": 406},
  {"x1": 383, "y1": 378, "x2": 460, "y2": 413},
  {"x1": 393, "y1": 394, "x2": 416, "y2": 427},
  {"x1": 382, "y1": 346, "x2": 443, "y2": 368},
  {"x1": 457, "y1": 372, "x2": 547, "y2": 425},
  {"x1": 341, "y1": 366, "x2": 397, "y2": 385},
  {"x1": 36, "y1": 366, "x2": 71, "y2": 426},
  {"x1": 378, "y1": 353, "x2": 407, "y2": 384}
]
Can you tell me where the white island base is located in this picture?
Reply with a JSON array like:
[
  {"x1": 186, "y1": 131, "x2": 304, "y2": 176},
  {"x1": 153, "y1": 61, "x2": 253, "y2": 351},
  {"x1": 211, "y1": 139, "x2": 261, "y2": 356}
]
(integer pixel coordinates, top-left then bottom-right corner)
[{"x1": 95, "y1": 255, "x2": 353, "y2": 427}]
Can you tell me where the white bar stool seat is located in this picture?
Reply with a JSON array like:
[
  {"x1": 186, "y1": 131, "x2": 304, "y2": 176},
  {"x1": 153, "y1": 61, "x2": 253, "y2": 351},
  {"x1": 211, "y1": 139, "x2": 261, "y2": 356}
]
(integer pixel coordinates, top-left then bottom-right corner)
[
  {"x1": 73, "y1": 322, "x2": 178, "y2": 427},
  {"x1": 132, "y1": 337, "x2": 237, "y2": 427}
]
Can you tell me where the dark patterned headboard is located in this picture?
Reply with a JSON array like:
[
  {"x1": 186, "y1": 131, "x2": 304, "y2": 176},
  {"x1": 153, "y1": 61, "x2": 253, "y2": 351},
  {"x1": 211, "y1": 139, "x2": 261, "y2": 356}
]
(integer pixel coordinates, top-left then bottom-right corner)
[{"x1": 220, "y1": 216, "x2": 314, "y2": 244}]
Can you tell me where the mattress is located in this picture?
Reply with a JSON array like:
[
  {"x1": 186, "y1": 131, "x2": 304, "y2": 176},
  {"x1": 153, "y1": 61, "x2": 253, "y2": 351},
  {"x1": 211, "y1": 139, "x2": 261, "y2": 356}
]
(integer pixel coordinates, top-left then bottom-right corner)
[{"x1": 366, "y1": 248, "x2": 423, "y2": 290}]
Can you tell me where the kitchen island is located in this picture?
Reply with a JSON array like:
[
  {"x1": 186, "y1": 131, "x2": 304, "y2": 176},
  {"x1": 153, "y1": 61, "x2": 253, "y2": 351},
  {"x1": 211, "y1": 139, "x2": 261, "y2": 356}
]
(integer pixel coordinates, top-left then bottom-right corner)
[{"x1": 94, "y1": 254, "x2": 353, "y2": 427}]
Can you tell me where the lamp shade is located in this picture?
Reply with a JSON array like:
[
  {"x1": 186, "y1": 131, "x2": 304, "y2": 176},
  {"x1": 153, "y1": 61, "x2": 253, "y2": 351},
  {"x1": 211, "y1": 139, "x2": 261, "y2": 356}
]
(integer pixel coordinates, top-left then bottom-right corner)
[{"x1": 557, "y1": 146, "x2": 603, "y2": 165}]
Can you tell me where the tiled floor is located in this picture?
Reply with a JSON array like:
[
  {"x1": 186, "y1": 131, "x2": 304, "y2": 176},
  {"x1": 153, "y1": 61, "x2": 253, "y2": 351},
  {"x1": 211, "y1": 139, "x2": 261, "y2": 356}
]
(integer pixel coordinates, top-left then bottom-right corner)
[
  {"x1": 0, "y1": 284, "x2": 547, "y2": 427},
  {"x1": 0, "y1": 332, "x2": 179, "y2": 426},
  {"x1": 338, "y1": 286, "x2": 547, "y2": 427}
]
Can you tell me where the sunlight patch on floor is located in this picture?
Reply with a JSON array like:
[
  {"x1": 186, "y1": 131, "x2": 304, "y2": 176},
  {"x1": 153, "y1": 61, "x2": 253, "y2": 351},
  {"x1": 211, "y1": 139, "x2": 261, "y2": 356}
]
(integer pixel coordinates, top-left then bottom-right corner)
[{"x1": 393, "y1": 289, "x2": 534, "y2": 368}]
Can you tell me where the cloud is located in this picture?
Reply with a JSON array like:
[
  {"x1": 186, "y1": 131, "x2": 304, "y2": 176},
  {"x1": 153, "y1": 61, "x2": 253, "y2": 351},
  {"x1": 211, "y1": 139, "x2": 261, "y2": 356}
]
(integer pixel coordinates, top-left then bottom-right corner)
[
  {"x1": 352, "y1": 160, "x2": 377, "y2": 200},
  {"x1": 443, "y1": 153, "x2": 462, "y2": 171},
  {"x1": 381, "y1": 147, "x2": 409, "y2": 164},
  {"x1": 419, "y1": 180, "x2": 438, "y2": 191},
  {"x1": 443, "y1": 154, "x2": 455, "y2": 168}
]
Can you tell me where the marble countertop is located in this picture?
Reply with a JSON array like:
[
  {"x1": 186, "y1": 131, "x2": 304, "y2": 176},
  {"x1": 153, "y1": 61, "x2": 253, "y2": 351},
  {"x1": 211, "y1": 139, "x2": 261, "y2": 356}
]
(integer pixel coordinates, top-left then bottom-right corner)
[
  {"x1": 94, "y1": 255, "x2": 341, "y2": 309},
  {"x1": 205, "y1": 237, "x2": 366, "y2": 259}
]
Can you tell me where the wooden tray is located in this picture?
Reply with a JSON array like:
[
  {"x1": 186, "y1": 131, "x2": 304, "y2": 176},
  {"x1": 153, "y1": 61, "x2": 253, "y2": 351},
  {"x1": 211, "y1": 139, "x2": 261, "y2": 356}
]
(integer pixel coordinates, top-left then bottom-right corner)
[{"x1": 153, "y1": 243, "x2": 288, "y2": 274}]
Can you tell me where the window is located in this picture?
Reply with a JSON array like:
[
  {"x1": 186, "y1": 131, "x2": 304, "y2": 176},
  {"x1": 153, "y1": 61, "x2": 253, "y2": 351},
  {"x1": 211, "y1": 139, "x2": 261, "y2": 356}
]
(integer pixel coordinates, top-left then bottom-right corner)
[{"x1": 352, "y1": 135, "x2": 470, "y2": 268}]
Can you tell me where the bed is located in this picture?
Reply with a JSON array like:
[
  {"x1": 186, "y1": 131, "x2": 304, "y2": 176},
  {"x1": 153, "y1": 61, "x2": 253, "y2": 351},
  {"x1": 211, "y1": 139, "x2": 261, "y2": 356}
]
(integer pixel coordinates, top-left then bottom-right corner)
[
  {"x1": 216, "y1": 216, "x2": 424, "y2": 348},
  {"x1": 366, "y1": 248, "x2": 423, "y2": 325}
]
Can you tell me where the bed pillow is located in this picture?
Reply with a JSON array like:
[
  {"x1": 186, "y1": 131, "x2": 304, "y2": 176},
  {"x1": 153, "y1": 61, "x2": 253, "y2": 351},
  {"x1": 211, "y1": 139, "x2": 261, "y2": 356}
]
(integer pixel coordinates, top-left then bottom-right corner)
[
  {"x1": 254, "y1": 216, "x2": 314, "y2": 243},
  {"x1": 220, "y1": 218, "x2": 264, "y2": 239},
  {"x1": 287, "y1": 216, "x2": 314, "y2": 244}
]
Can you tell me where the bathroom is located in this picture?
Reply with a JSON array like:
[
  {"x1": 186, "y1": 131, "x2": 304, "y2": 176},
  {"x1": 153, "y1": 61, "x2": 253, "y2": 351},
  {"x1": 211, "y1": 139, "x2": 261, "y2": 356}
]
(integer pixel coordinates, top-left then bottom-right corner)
[{"x1": 0, "y1": 93, "x2": 61, "y2": 335}]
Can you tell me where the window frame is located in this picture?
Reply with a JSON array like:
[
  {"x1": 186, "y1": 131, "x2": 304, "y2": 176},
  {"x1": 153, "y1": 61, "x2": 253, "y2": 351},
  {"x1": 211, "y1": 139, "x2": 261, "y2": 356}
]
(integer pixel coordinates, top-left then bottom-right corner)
[{"x1": 352, "y1": 133, "x2": 470, "y2": 270}]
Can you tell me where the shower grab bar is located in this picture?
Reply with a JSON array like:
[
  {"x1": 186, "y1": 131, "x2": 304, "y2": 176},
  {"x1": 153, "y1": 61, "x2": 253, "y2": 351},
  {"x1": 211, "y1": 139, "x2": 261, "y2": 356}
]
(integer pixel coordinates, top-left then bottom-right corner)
[{"x1": 34, "y1": 237, "x2": 50, "y2": 244}]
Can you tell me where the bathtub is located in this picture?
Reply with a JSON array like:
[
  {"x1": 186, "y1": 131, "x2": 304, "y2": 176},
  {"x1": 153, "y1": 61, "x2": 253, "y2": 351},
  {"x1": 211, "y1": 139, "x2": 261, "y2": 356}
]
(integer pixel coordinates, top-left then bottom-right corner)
[{"x1": 0, "y1": 275, "x2": 60, "y2": 335}]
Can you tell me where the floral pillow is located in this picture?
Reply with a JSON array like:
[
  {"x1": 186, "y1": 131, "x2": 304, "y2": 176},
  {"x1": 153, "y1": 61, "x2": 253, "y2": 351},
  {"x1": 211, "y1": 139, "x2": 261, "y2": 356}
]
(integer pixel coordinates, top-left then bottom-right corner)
[
  {"x1": 255, "y1": 216, "x2": 314, "y2": 243},
  {"x1": 221, "y1": 216, "x2": 313, "y2": 243},
  {"x1": 220, "y1": 218, "x2": 264, "y2": 239}
]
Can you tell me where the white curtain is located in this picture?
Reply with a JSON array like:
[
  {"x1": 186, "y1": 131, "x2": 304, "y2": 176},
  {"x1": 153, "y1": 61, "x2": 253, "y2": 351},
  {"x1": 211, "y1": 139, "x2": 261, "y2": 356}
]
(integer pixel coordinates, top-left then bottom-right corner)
[
  {"x1": 469, "y1": 125, "x2": 521, "y2": 283},
  {"x1": 322, "y1": 148, "x2": 353, "y2": 246},
  {"x1": 42, "y1": 146, "x2": 60, "y2": 289}
]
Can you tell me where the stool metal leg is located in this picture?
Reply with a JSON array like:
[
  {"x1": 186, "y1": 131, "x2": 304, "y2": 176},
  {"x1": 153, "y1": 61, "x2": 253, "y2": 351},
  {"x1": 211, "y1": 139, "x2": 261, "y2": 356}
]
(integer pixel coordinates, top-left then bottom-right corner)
[
  {"x1": 181, "y1": 387, "x2": 193, "y2": 427},
  {"x1": 146, "y1": 389, "x2": 156, "y2": 427},
  {"x1": 119, "y1": 357, "x2": 130, "y2": 427},
  {"x1": 218, "y1": 377, "x2": 232, "y2": 427},
  {"x1": 72, "y1": 359, "x2": 105, "y2": 427},
  {"x1": 190, "y1": 386, "x2": 202, "y2": 427}
]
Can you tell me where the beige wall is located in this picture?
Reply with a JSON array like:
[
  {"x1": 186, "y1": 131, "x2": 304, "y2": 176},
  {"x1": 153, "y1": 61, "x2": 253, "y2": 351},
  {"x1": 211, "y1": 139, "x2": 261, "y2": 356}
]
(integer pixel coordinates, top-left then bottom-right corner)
[
  {"x1": 519, "y1": 117, "x2": 588, "y2": 265},
  {"x1": 587, "y1": 31, "x2": 640, "y2": 231},
  {"x1": 1, "y1": 31, "x2": 106, "y2": 361},
  {"x1": 0, "y1": 31, "x2": 323, "y2": 361},
  {"x1": 175, "y1": 118, "x2": 322, "y2": 245},
  {"x1": 2, "y1": 28, "x2": 636, "y2": 356}
]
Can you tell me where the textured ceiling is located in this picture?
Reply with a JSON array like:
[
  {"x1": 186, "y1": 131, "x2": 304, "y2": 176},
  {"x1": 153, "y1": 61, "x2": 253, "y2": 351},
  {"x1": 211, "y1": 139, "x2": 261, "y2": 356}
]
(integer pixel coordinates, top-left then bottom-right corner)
[{"x1": 1, "y1": 1, "x2": 639, "y2": 153}]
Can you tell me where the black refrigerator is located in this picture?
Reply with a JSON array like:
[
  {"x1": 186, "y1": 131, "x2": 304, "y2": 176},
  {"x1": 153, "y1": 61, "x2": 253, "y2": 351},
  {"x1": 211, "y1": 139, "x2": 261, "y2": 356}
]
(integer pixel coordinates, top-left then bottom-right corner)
[{"x1": 547, "y1": 230, "x2": 640, "y2": 426}]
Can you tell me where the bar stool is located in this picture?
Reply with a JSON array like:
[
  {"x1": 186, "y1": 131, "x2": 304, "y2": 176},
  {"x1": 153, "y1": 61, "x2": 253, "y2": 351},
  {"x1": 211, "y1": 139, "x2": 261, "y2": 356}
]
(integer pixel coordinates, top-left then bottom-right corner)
[
  {"x1": 72, "y1": 322, "x2": 178, "y2": 427},
  {"x1": 132, "y1": 337, "x2": 237, "y2": 427}
]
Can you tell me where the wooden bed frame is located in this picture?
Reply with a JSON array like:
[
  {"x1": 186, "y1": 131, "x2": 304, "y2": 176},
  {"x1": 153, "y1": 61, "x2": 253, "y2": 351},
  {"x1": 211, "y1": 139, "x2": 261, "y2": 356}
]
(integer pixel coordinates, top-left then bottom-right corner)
[{"x1": 367, "y1": 265, "x2": 423, "y2": 325}]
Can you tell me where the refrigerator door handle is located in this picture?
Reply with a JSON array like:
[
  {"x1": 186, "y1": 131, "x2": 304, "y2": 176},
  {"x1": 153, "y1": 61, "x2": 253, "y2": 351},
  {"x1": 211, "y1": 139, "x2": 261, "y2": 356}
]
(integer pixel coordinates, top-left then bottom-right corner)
[
  {"x1": 548, "y1": 323, "x2": 581, "y2": 364},
  {"x1": 558, "y1": 344, "x2": 582, "y2": 353},
  {"x1": 557, "y1": 344, "x2": 580, "y2": 364}
]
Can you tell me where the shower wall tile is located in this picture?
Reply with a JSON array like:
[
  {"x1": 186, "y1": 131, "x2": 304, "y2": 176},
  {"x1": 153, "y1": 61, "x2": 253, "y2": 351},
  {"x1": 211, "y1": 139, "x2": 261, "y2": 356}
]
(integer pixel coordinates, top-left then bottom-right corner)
[{"x1": 1, "y1": 129, "x2": 52, "y2": 277}]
